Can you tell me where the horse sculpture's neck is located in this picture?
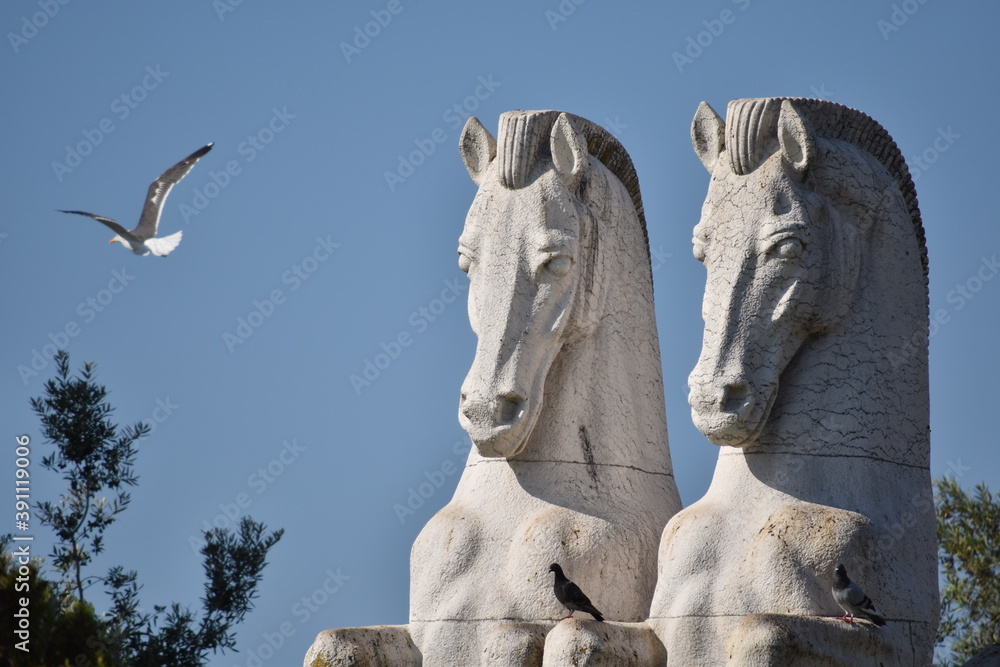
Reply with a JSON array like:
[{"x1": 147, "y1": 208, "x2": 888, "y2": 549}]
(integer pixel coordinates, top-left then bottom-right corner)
[
  {"x1": 768, "y1": 221, "x2": 929, "y2": 454},
  {"x1": 712, "y1": 281, "x2": 929, "y2": 511},
  {"x1": 515, "y1": 259, "x2": 670, "y2": 478}
]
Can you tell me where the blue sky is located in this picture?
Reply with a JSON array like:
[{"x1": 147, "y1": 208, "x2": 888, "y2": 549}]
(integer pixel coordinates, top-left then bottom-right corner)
[{"x1": 2, "y1": 1, "x2": 997, "y2": 665}]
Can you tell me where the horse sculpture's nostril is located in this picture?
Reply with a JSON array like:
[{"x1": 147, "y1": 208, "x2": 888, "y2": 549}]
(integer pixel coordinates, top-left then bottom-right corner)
[
  {"x1": 721, "y1": 383, "x2": 753, "y2": 416},
  {"x1": 460, "y1": 392, "x2": 525, "y2": 428},
  {"x1": 496, "y1": 393, "x2": 525, "y2": 425}
]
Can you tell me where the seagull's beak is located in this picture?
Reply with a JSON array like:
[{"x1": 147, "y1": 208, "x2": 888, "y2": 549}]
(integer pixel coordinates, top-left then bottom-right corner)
[{"x1": 109, "y1": 238, "x2": 118, "y2": 244}]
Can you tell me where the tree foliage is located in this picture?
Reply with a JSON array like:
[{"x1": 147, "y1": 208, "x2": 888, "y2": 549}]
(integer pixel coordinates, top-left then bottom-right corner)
[
  {"x1": 104, "y1": 518, "x2": 283, "y2": 666},
  {"x1": 31, "y1": 350, "x2": 145, "y2": 602},
  {"x1": 5, "y1": 351, "x2": 284, "y2": 666},
  {"x1": 935, "y1": 476, "x2": 1000, "y2": 665}
]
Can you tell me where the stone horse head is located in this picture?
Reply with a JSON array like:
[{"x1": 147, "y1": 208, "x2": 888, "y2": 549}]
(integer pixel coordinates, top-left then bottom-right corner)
[
  {"x1": 456, "y1": 109, "x2": 664, "y2": 469},
  {"x1": 686, "y1": 97, "x2": 927, "y2": 455}
]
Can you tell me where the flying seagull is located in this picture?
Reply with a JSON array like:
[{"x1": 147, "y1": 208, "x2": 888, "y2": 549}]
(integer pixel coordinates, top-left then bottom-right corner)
[
  {"x1": 832, "y1": 564, "x2": 886, "y2": 626},
  {"x1": 59, "y1": 142, "x2": 213, "y2": 256},
  {"x1": 549, "y1": 563, "x2": 604, "y2": 622}
]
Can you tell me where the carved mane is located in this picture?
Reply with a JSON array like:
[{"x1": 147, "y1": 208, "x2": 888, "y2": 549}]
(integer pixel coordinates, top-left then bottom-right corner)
[
  {"x1": 495, "y1": 109, "x2": 650, "y2": 266},
  {"x1": 723, "y1": 98, "x2": 928, "y2": 288}
]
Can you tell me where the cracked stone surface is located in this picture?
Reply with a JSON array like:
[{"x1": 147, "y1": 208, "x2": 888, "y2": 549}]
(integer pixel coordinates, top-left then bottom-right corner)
[
  {"x1": 647, "y1": 98, "x2": 938, "y2": 666},
  {"x1": 304, "y1": 110, "x2": 680, "y2": 666}
]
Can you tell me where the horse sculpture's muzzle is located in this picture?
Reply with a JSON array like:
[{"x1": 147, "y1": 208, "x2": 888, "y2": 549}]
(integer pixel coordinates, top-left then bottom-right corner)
[
  {"x1": 459, "y1": 390, "x2": 530, "y2": 457},
  {"x1": 688, "y1": 373, "x2": 773, "y2": 447}
]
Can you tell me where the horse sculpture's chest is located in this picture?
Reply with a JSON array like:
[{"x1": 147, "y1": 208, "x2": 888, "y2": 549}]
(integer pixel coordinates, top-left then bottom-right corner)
[{"x1": 411, "y1": 487, "x2": 601, "y2": 600}]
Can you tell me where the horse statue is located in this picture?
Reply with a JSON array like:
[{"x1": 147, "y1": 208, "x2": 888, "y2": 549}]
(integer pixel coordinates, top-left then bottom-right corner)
[
  {"x1": 305, "y1": 110, "x2": 680, "y2": 666},
  {"x1": 646, "y1": 98, "x2": 938, "y2": 665}
]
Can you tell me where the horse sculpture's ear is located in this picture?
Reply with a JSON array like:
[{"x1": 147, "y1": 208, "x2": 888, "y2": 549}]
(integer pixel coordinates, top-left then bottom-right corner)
[
  {"x1": 777, "y1": 100, "x2": 816, "y2": 181},
  {"x1": 460, "y1": 117, "x2": 497, "y2": 186},
  {"x1": 691, "y1": 101, "x2": 725, "y2": 174},
  {"x1": 550, "y1": 113, "x2": 588, "y2": 192}
]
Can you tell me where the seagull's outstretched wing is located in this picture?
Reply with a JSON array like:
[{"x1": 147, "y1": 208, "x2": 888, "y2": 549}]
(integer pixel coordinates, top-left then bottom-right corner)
[
  {"x1": 59, "y1": 209, "x2": 131, "y2": 239},
  {"x1": 133, "y1": 142, "x2": 213, "y2": 240}
]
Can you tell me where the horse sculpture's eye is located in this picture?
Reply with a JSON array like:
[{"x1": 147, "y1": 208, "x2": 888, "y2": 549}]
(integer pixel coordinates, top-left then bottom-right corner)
[
  {"x1": 458, "y1": 252, "x2": 472, "y2": 273},
  {"x1": 774, "y1": 238, "x2": 803, "y2": 260},
  {"x1": 545, "y1": 255, "x2": 573, "y2": 277}
]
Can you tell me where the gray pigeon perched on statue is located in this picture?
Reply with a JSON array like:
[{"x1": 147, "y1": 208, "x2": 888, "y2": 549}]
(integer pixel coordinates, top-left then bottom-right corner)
[
  {"x1": 832, "y1": 564, "x2": 886, "y2": 626},
  {"x1": 549, "y1": 563, "x2": 604, "y2": 622}
]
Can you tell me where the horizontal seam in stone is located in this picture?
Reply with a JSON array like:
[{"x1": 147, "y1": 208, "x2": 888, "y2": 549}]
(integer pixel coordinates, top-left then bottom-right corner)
[
  {"x1": 409, "y1": 618, "x2": 559, "y2": 624},
  {"x1": 647, "y1": 614, "x2": 928, "y2": 623},
  {"x1": 466, "y1": 458, "x2": 674, "y2": 478},
  {"x1": 737, "y1": 450, "x2": 929, "y2": 471}
]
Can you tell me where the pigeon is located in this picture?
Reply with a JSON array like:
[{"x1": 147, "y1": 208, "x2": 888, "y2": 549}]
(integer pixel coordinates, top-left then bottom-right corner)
[
  {"x1": 549, "y1": 563, "x2": 604, "y2": 622},
  {"x1": 832, "y1": 564, "x2": 886, "y2": 626},
  {"x1": 59, "y1": 142, "x2": 213, "y2": 256}
]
